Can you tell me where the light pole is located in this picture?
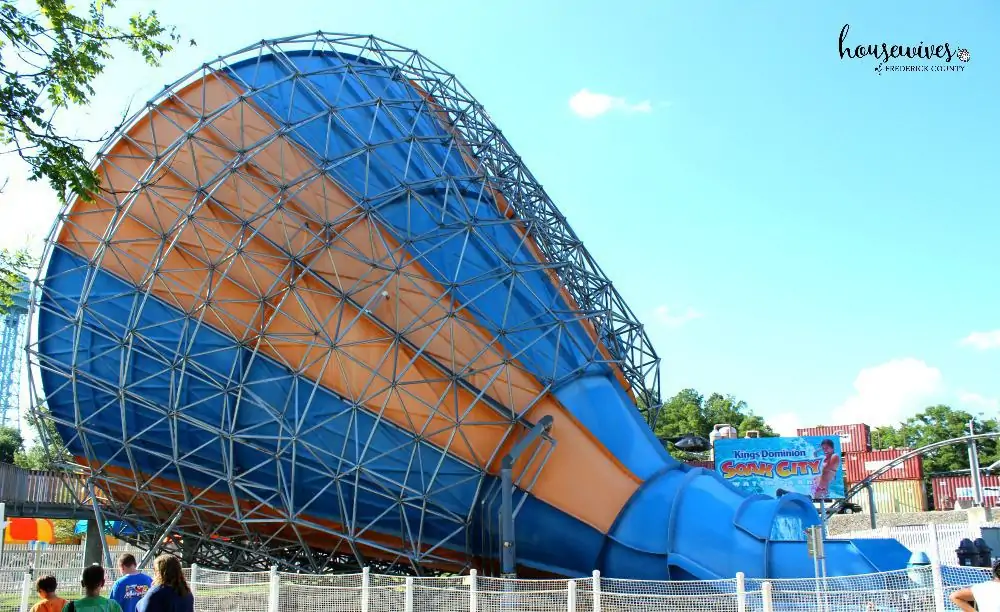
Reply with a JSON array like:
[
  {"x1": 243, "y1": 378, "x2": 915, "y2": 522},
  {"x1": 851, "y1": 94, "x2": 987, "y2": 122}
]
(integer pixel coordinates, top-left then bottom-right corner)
[{"x1": 968, "y1": 419, "x2": 984, "y2": 507}]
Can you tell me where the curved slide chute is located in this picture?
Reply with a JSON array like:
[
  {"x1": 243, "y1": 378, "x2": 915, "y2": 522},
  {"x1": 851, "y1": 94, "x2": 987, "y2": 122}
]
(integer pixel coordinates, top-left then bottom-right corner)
[{"x1": 33, "y1": 35, "x2": 909, "y2": 578}]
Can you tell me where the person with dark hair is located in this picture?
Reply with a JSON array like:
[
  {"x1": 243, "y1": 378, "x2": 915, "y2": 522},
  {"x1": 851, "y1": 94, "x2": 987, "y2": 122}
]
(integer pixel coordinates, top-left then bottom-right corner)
[
  {"x1": 110, "y1": 553, "x2": 152, "y2": 612},
  {"x1": 64, "y1": 565, "x2": 123, "y2": 612},
  {"x1": 810, "y1": 438, "x2": 841, "y2": 499},
  {"x1": 30, "y1": 575, "x2": 66, "y2": 612},
  {"x1": 951, "y1": 558, "x2": 1000, "y2": 611},
  {"x1": 136, "y1": 555, "x2": 193, "y2": 612}
]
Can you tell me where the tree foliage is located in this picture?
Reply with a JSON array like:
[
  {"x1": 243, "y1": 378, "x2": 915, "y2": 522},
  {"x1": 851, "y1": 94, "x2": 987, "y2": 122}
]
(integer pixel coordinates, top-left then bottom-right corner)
[
  {"x1": 0, "y1": 424, "x2": 24, "y2": 463},
  {"x1": 648, "y1": 388, "x2": 776, "y2": 459},
  {"x1": 15, "y1": 405, "x2": 71, "y2": 469},
  {"x1": 653, "y1": 388, "x2": 776, "y2": 440},
  {"x1": 1, "y1": 0, "x2": 180, "y2": 201},
  {"x1": 0, "y1": 247, "x2": 35, "y2": 314},
  {"x1": 871, "y1": 404, "x2": 1000, "y2": 474}
]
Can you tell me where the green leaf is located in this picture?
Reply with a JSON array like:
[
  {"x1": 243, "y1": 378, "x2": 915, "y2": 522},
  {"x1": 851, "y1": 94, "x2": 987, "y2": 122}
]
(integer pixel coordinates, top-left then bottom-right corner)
[{"x1": 1, "y1": 0, "x2": 181, "y2": 202}]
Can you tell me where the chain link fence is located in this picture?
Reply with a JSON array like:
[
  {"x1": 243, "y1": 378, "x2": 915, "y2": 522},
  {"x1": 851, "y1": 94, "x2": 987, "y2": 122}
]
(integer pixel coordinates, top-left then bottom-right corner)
[{"x1": 0, "y1": 563, "x2": 993, "y2": 612}]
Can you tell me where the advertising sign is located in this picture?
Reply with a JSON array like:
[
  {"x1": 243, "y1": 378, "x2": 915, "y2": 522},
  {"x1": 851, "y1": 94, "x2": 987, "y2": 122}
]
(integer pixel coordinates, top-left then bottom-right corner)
[{"x1": 714, "y1": 436, "x2": 845, "y2": 500}]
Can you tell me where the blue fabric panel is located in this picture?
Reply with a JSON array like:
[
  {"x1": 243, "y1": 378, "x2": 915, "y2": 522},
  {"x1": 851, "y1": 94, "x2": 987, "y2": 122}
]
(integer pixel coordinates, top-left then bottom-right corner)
[
  {"x1": 225, "y1": 53, "x2": 657, "y2": 479},
  {"x1": 37, "y1": 247, "x2": 608, "y2": 569},
  {"x1": 37, "y1": 247, "x2": 479, "y2": 543},
  {"x1": 225, "y1": 53, "x2": 602, "y2": 385},
  {"x1": 553, "y1": 375, "x2": 676, "y2": 480}
]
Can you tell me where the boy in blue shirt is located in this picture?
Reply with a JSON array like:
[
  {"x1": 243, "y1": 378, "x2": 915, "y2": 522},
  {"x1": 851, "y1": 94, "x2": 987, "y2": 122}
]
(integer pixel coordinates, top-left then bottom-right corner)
[{"x1": 109, "y1": 554, "x2": 152, "y2": 612}]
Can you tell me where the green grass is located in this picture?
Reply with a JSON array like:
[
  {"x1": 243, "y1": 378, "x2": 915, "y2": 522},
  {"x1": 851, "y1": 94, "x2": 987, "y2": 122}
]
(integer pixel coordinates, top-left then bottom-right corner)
[{"x1": 1, "y1": 584, "x2": 270, "y2": 611}]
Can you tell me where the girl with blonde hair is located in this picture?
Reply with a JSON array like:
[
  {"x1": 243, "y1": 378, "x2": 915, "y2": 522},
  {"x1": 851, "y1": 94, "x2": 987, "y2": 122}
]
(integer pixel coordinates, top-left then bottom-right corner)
[{"x1": 135, "y1": 555, "x2": 193, "y2": 612}]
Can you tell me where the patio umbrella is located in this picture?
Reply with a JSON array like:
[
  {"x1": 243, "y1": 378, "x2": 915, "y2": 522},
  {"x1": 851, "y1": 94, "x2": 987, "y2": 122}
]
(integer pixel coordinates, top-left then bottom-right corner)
[{"x1": 4, "y1": 518, "x2": 56, "y2": 544}]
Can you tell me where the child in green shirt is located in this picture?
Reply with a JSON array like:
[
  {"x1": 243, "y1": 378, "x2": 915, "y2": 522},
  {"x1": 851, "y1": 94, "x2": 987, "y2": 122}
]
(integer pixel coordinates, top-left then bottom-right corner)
[{"x1": 64, "y1": 565, "x2": 123, "y2": 612}]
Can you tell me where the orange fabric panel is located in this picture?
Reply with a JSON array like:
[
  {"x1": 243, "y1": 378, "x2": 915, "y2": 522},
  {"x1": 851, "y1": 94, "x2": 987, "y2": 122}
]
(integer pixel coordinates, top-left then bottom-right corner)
[{"x1": 56, "y1": 73, "x2": 638, "y2": 533}]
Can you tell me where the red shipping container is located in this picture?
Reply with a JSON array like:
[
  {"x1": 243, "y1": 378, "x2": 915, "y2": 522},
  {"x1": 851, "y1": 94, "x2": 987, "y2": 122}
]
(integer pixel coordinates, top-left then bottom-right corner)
[
  {"x1": 843, "y1": 449, "x2": 923, "y2": 482},
  {"x1": 931, "y1": 473, "x2": 1000, "y2": 510},
  {"x1": 796, "y1": 423, "x2": 872, "y2": 454}
]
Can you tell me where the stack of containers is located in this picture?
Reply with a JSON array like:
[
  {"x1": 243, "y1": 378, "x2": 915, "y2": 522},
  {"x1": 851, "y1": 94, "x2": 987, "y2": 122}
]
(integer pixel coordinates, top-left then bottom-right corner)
[
  {"x1": 931, "y1": 470, "x2": 1000, "y2": 510},
  {"x1": 842, "y1": 448, "x2": 926, "y2": 514},
  {"x1": 796, "y1": 423, "x2": 869, "y2": 509},
  {"x1": 797, "y1": 423, "x2": 927, "y2": 514}
]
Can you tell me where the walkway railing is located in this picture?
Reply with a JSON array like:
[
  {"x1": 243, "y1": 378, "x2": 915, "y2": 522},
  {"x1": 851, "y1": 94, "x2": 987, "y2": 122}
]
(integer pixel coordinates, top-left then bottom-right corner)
[
  {"x1": 0, "y1": 563, "x2": 993, "y2": 612},
  {"x1": 0, "y1": 462, "x2": 92, "y2": 506}
]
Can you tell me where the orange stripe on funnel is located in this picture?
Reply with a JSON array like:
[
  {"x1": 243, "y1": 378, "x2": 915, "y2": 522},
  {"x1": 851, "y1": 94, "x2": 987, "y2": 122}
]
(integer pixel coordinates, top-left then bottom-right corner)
[{"x1": 56, "y1": 71, "x2": 637, "y2": 534}]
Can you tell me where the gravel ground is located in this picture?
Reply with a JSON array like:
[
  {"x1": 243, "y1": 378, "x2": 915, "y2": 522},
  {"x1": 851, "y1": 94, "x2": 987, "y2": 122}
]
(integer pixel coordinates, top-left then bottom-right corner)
[{"x1": 827, "y1": 509, "x2": 972, "y2": 534}]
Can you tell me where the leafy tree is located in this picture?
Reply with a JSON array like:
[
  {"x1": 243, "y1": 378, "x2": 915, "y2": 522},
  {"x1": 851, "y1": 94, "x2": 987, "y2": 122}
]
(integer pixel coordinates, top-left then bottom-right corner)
[
  {"x1": 0, "y1": 424, "x2": 24, "y2": 463},
  {"x1": 702, "y1": 392, "x2": 777, "y2": 438},
  {"x1": 635, "y1": 390, "x2": 662, "y2": 428},
  {"x1": 0, "y1": 247, "x2": 35, "y2": 315},
  {"x1": 650, "y1": 388, "x2": 777, "y2": 459},
  {"x1": 653, "y1": 388, "x2": 775, "y2": 440},
  {"x1": 52, "y1": 519, "x2": 78, "y2": 543},
  {"x1": 871, "y1": 425, "x2": 905, "y2": 450},
  {"x1": 1, "y1": 0, "x2": 180, "y2": 200},
  {"x1": 872, "y1": 404, "x2": 999, "y2": 474},
  {"x1": 1, "y1": 1, "x2": 184, "y2": 308},
  {"x1": 15, "y1": 405, "x2": 71, "y2": 470}
]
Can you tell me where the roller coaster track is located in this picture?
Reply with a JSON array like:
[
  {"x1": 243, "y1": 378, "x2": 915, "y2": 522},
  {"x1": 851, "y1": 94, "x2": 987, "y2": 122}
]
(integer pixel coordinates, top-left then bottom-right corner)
[{"x1": 828, "y1": 431, "x2": 1000, "y2": 515}]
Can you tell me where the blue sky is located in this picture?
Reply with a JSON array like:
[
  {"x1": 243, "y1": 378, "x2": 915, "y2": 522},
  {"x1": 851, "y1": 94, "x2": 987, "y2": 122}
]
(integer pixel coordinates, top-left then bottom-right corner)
[{"x1": 2, "y1": 0, "x2": 998, "y2": 435}]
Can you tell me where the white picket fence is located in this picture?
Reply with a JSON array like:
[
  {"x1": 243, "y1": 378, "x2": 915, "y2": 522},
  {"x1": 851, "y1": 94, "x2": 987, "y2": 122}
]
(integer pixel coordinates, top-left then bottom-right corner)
[
  {"x1": 1, "y1": 535, "x2": 998, "y2": 611},
  {"x1": 0, "y1": 563, "x2": 994, "y2": 612},
  {"x1": 0, "y1": 543, "x2": 144, "y2": 570},
  {"x1": 832, "y1": 522, "x2": 998, "y2": 565}
]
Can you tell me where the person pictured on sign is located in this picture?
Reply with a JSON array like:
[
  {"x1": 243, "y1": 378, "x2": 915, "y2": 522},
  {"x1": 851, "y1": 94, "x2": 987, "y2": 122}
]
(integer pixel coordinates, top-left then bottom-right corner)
[{"x1": 811, "y1": 439, "x2": 840, "y2": 499}]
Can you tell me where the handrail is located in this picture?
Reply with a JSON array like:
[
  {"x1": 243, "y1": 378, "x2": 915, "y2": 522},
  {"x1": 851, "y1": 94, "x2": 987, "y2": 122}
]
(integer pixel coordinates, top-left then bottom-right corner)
[{"x1": 0, "y1": 462, "x2": 100, "y2": 506}]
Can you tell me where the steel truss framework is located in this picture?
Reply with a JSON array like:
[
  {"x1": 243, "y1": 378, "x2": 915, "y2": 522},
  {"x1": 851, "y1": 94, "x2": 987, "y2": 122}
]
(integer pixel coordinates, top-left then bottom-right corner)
[{"x1": 26, "y1": 32, "x2": 663, "y2": 574}]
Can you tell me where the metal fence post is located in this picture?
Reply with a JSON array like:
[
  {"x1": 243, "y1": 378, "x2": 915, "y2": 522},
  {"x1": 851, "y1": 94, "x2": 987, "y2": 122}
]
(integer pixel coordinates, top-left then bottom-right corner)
[
  {"x1": 19, "y1": 571, "x2": 31, "y2": 612},
  {"x1": 189, "y1": 564, "x2": 199, "y2": 597},
  {"x1": 361, "y1": 566, "x2": 370, "y2": 612},
  {"x1": 267, "y1": 566, "x2": 279, "y2": 612},
  {"x1": 469, "y1": 568, "x2": 478, "y2": 612},
  {"x1": 761, "y1": 581, "x2": 773, "y2": 612},
  {"x1": 592, "y1": 569, "x2": 601, "y2": 612},
  {"x1": 735, "y1": 571, "x2": 746, "y2": 612},
  {"x1": 404, "y1": 576, "x2": 413, "y2": 612},
  {"x1": 567, "y1": 579, "x2": 577, "y2": 612},
  {"x1": 927, "y1": 522, "x2": 941, "y2": 564},
  {"x1": 931, "y1": 561, "x2": 946, "y2": 612}
]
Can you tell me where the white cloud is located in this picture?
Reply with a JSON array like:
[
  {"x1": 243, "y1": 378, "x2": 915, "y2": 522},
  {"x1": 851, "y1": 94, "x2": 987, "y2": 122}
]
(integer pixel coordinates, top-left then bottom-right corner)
[
  {"x1": 960, "y1": 330, "x2": 1000, "y2": 350},
  {"x1": 958, "y1": 390, "x2": 999, "y2": 411},
  {"x1": 831, "y1": 358, "x2": 943, "y2": 426},
  {"x1": 653, "y1": 305, "x2": 703, "y2": 328},
  {"x1": 768, "y1": 412, "x2": 804, "y2": 437},
  {"x1": 568, "y1": 89, "x2": 653, "y2": 119}
]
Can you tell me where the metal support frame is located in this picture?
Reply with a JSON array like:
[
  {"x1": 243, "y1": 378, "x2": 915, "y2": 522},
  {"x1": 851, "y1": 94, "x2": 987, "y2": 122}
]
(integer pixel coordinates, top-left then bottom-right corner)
[
  {"x1": 968, "y1": 420, "x2": 984, "y2": 507},
  {"x1": 86, "y1": 480, "x2": 113, "y2": 568},
  {"x1": 500, "y1": 415, "x2": 554, "y2": 577},
  {"x1": 829, "y1": 431, "x2": 1000, "y2": 515},
  {"x1": 867, "y1": 484, "x2": 877, "y2": 529},
  {"x1": 138, "y1": 508, "x2": 184, "y2": 569},
  {"x1": 0, "y1": 280, "x2": 29, "y2": 430},
  {"x1": 23, "y1": 32, "x2": 663, "y2": 574}
]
